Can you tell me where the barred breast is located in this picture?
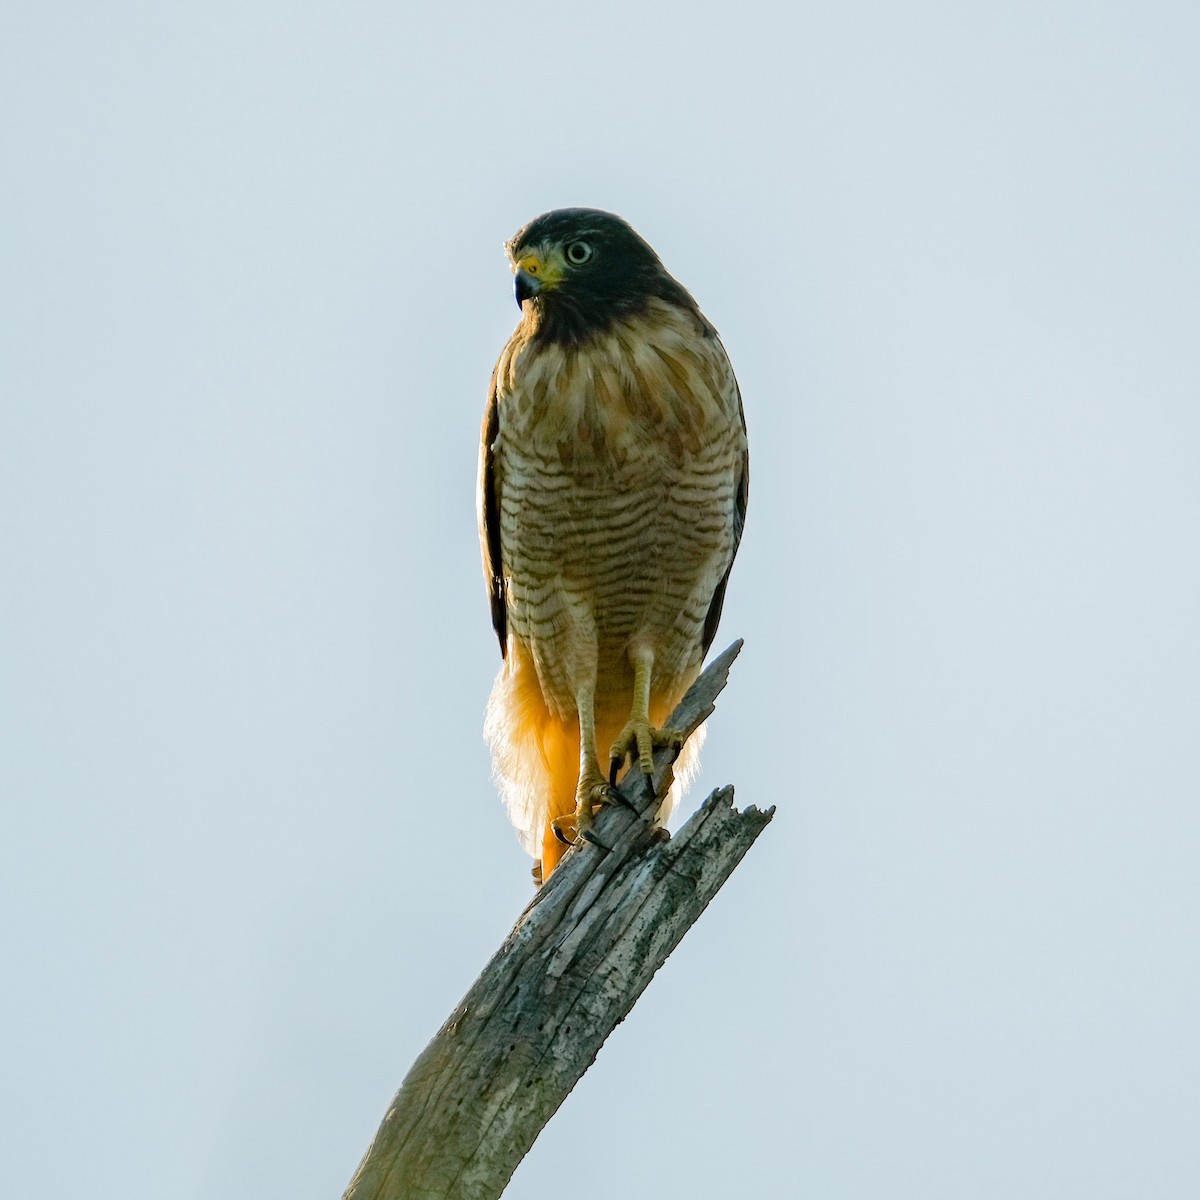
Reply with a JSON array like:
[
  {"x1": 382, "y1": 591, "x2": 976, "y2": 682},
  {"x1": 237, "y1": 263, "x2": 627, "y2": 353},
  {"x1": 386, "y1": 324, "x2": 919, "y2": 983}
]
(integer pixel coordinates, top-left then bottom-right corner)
[{"x1": 492, "y1": 298, "x2": 745, "y2": 717}]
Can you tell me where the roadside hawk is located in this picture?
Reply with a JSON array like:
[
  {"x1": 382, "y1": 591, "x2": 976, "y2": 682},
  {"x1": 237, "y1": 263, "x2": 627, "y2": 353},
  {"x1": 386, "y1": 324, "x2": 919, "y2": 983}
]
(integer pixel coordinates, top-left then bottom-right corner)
[{"x1": 479, "y1": 208, "x2": 748, "y2": 883}]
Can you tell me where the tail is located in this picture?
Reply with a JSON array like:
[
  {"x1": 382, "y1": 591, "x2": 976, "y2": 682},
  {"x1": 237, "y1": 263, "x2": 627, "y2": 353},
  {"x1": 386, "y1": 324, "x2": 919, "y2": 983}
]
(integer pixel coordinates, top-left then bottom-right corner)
[
  {"x1": 485, "y1": 642, "x2": 705, "y2": 879},
  {"x1": 483, "y1": 642, "x2": 580, "y2": 876}
]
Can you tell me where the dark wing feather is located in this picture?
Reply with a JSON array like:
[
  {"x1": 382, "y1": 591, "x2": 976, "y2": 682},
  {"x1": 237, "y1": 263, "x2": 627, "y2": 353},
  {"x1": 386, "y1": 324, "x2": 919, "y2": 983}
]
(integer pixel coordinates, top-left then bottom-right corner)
[
  {"x1": 479, "y1": 373, "x2": 507, "y2": 656},
  {"x1": 701, "y1": 381, "x2": 749, "y2": 657}
]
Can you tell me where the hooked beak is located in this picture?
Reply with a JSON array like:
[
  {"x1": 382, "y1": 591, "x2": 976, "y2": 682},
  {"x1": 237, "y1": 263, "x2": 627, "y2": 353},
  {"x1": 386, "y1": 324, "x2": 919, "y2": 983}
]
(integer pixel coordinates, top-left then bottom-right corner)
[{"x1": 514, "y1": 268, "x2": 540, "y2": 307}]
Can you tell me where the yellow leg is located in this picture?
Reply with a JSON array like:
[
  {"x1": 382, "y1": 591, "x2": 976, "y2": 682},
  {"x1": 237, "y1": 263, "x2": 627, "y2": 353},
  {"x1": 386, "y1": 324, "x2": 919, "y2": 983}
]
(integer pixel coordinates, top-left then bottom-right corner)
[
  {"x1": 550, "y1": 683, "x2": 620, "y2": 847},
  {"x1": 608, "y1": 647, "x2": 684, "y2": 786}
]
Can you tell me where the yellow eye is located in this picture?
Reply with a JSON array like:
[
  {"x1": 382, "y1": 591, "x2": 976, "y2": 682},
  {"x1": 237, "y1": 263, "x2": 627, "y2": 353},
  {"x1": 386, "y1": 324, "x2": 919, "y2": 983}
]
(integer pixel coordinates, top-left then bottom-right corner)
[{"x1": 565, "y1": 240, "x2": 593, "y2": 265}]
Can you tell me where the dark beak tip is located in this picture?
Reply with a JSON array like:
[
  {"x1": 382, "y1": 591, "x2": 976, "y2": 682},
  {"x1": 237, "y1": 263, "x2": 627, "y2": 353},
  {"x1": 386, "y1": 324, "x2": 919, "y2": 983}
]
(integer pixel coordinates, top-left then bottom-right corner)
[{"x1": 514, "y1": 269, "x2": 539, "y2": 307}]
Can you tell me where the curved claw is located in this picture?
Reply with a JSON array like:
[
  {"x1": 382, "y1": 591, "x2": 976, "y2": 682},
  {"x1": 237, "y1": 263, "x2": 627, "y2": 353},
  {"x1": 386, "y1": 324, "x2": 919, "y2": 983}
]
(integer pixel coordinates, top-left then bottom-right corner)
[
  {"x1": 579, "y1": 828, "x2": 610, "y2": 851},
  {"x1": 609, "y1": 720, "x2": 685, "y2": 791},
  {"x1": 619, "y1": 789, "x2": 641, "y2": 813},
  {"x1": 551, "y1": 816, "x2": 578, "y2": 846},
  {"x1": 605, "y1": 786, "x2": 639, "y2": 813}
]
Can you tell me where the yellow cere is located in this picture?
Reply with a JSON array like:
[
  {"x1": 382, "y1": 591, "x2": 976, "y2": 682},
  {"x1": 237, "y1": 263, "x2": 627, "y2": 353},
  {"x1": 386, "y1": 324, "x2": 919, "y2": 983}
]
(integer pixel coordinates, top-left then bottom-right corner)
[{"x1": 514, "y1": 248, "x2": 565, "y2": 288}]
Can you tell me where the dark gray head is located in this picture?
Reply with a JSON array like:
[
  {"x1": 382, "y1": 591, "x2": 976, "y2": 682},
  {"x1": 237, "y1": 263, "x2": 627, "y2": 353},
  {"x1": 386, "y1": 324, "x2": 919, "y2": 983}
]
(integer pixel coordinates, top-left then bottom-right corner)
[{"x1": 505, "y1": 208, "x2": 700, "y2": 343}]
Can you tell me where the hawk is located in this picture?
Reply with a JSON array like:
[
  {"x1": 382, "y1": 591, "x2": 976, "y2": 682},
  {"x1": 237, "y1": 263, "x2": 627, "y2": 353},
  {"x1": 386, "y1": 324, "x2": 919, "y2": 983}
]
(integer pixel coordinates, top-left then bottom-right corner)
[{"x1": 479, "y1": 208, "x2": 748, "y2": 882}]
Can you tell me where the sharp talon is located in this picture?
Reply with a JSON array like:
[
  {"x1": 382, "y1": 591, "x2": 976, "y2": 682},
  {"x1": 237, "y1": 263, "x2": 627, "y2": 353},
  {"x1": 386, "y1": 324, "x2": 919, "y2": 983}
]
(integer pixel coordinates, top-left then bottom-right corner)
[
  {"x1": 553, "y1": 823, "x2": 576, "y2": 847},
  {"x1": 608, "y1": 759, "x2": 621, "y2": 787},
  {"x1": 670, "y1": 741, "x2": 683, "y2": 763},
  {"x1": 610, "y1": 787, "x2": 638, "y2": 813},
  {"x1": 580, "y1": 828, "x2": 609, "y2": 851}
]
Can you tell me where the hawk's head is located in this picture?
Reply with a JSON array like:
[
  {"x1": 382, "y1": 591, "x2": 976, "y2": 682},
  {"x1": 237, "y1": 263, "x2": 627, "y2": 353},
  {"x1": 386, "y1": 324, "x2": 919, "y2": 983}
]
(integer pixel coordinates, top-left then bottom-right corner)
[{"x1": 505, "y1": 208, "x2": 700, "y2": 344}]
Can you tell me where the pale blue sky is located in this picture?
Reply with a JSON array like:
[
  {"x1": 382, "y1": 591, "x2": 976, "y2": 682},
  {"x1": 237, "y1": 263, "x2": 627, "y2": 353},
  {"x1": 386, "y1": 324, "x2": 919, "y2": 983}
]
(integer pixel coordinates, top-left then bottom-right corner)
[{"x1": 2, "y1": 3, "x2": 1198, "y2": 1197}]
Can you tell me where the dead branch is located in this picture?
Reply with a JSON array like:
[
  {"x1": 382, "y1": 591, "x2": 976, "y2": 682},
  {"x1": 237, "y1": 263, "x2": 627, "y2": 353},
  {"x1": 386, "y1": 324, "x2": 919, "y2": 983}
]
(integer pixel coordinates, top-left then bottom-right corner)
[{"x1": 343, "y1": 641, "x2": 773, "y2": 1200}]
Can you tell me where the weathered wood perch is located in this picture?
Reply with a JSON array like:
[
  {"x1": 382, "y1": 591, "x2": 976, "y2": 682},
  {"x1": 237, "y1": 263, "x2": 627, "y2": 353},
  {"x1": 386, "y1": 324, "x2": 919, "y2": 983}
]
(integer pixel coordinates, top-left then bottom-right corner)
[{"x1": 343, "y1": 640, "x2": 773, "y2": 1200}]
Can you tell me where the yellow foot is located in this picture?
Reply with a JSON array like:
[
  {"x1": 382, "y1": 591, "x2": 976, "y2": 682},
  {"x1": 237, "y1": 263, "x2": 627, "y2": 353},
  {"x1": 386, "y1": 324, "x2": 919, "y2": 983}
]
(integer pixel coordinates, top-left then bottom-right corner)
[
  {"x1": 608, "y1": 719, "x2": 685, "y2": 786},
  {"x1": 550, "y1": 773, "x2": 631, "y2": 848}
]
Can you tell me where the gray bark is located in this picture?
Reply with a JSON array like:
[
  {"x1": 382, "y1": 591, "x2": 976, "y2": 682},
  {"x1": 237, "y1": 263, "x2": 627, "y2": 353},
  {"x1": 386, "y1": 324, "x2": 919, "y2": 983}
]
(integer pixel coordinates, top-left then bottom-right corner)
[{"x1": 342, "y1": 640, "x2": 773, "y2": 1200}]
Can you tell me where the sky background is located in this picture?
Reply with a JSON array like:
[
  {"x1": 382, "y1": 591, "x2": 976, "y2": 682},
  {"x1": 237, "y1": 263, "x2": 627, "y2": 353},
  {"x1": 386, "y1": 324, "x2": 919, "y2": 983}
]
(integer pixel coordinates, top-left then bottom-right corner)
[{"x1": 3, "y1": 2, "x2": 1198, "y2": 1197}]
